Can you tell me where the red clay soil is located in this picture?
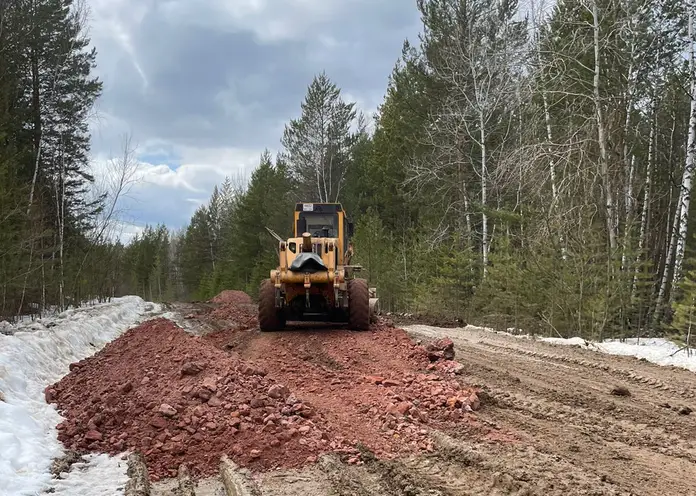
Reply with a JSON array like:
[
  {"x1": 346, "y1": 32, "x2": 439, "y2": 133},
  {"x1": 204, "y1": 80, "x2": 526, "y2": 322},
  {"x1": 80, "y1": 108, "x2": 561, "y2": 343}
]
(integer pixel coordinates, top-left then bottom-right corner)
[
  {"x1": 206, "y1": 290, "x2": 257, "y2": 330},
  {"x1": 209, "y1": 290, "x2": 252, "y2": 305},
  {"x1": 47, "y1": 318, "x2": 327, "y2": 480},
  {"x1": 47, "y1": 291, "x2": 493, "y2": 481},
  {"x1": 205, "y1": 322, "x2": 486, "y2": 459}
]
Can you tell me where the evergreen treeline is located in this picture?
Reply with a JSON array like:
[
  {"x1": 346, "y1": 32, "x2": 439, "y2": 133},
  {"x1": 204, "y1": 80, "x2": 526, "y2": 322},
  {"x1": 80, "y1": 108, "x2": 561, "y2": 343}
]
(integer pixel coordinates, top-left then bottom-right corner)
[
  {"x1": 6, "y1": 0, "x2": 696, "y2": 345},
  {"x1": 0, "y1": 0, "x2": 120, "y2": 320}
]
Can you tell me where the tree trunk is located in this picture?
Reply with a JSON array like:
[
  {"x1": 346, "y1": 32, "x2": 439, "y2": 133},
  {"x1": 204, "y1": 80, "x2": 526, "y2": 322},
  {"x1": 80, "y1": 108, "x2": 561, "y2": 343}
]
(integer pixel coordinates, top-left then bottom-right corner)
[
  {"x1": 479, "y1": 110, "x2": 488, "y2": 278},
  {"x1": 621, "y1": 155, "x2": 636, "y2": 270},
  {"x1": 27, "y1": 12, "x2": 42, "y2": 216},
  {"x1": 633, "y1": 106, "x2": 655, "y2": 297},
  {"x1": 622, "y1": 60, "x2": 635, "y2": 223},
  {"x1": 58, "y1": 133, "x2": 66, "y2": 311},
  {"x1": 672, "y1": 10, "x2": 696, "y2": 288},
  {"x1": 621, "y1": 56, "x2": 636, "y2": 271},
  {"x1": 592, "y1": 0, "x2": 617, "y2": 254}
]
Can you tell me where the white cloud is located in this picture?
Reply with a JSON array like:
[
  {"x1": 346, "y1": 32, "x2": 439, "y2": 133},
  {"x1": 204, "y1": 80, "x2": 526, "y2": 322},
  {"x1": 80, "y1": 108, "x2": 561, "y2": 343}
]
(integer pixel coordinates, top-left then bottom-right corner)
[
  {"x1": 87, "y1": 135, "x2": 264, "y2": 242},
  {"x1": 343, "y1": 91, "x2": 381, "y2": 132},
  {"x1": 133, "y1": 163, "x2": 205, "y2": 192},
  {"x1": 109, "y1": 221, "x2": 144, "y2": 244},
  {"x1": 82, "y1": 0, "x2": 420, "y2": 242},
  {"x1": 159, "y1": 0, "x2": 350, "y2": 43},
  {"x1": 87, "y1": 0, "x2": 150, "y2": 87}
]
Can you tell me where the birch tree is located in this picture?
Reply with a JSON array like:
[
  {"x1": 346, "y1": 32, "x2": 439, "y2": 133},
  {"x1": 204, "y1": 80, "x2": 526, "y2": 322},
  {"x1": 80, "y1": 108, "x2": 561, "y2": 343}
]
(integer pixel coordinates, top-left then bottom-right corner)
[
  {"x1": 411, "y1": 0, "x2": 527, "y2": 277},
  {"x1": 672, "y1": 6, "x2": 696, "y2": 288}
]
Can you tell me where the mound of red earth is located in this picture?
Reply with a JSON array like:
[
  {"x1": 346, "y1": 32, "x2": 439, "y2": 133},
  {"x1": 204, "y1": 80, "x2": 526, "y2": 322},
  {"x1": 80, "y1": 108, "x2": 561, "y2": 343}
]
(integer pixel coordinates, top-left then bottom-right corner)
[
  {"x1": 209, "y1": 290, "x2": 253, "y2": 306},
  {"x1": 48, "y1": 292, "x2": 488, "y2": 481},
  {"x1": 47, "y1": 318, "x2": 332, "y2": 480},
  {"x1": 203, "y1": 322, "x2": 483, "y2": 460},
  {"x1": 206, "y1": 290, "x2": 257, "y2": 330}
]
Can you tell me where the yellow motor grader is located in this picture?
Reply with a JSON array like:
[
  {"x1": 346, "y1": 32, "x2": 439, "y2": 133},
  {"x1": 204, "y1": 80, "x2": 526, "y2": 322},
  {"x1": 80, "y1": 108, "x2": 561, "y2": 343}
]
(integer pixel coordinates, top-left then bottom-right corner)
[{"x1": 258, "y1": 202, "x2": 379, "y2": 331}]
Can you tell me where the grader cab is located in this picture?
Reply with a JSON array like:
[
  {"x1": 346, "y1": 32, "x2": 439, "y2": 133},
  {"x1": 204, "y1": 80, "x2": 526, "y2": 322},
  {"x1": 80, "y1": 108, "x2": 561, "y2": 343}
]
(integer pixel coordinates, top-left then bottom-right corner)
[{"x1": 258, "y1": 202, "x2": 379, "y2": 331}]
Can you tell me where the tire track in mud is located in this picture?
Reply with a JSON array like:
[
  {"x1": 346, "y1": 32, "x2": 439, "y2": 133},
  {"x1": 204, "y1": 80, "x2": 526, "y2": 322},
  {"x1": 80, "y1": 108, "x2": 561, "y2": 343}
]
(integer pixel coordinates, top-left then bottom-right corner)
[
  {"x1": 475, "y1": 340, "x2": 696, "y2": 400},
  {"x1": 484, "y1": 387, "x2": 696, "y2": 463},
  {"x1": 449, "y1": 343, "x2": 695, "y2": 439},
  {"x1": 423, "y1": 431, "x2": 624, "y2": 495},
  {"x1": 404, "y1": 325, "x2": 696, "y2": 496}
]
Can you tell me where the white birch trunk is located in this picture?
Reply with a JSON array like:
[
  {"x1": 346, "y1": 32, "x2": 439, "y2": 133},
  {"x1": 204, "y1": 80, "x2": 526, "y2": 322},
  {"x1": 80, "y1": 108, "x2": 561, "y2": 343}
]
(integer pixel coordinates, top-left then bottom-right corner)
[
  {"x1": 672, "y1": 10, "x2": 696, "y2": 287},
  {"x1": 542, "y1": 91, "x2": 558, "y2": 206},
  {"x1": 592, "y1": 0, "x2": 617, "y2": 253},
  {"x1": 620, "y1": 57, "x2": 636, "y2": 270},
  {"x1": 623, "y1": 61, "x2": 635, "y2": 220},
  {"x1": 541, "y1": 90, "x2": 566, "y2": 259},
  {"x1": 656, "y1": 185, "x2": 684, "y2": 320},
  {"x1": 632, "y1": 111, "x2": 655, "y2": 296},
  {"x1": 621, "y1": 155, "x2": 636, "y2": 270},
  {"x1": 626, "y1": 155, "x2": 635, "y2": 222},
  {"x1": 480, "y1": 110, "x2": 489, "y2": 278},
  {"x1": 655, "y1": 111, "x2": 683, "y2": 321}
]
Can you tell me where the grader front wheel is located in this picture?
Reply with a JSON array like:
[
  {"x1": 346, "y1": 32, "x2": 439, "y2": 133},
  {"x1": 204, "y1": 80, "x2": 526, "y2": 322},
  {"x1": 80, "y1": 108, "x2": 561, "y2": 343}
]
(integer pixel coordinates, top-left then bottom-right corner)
[
  {"x1": 258, "y1": 279, "x2": 285, "y2": 332},
  {"x1": 348, "y1": 278, "x2": 370, "y2": 330}
]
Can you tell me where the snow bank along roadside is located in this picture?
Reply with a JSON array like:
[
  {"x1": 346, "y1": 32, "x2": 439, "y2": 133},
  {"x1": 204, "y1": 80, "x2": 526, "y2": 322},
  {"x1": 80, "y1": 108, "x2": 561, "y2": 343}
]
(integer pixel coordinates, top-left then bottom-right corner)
[
  {"x1": 0, "y1": 296, "x2": 160, "y2": 495},
  {"x1": 535, "y1": 335, "x2": 696, "y2": 373},
  {"x1": 403, "y1": 324, "x2": 696, "y2": 374}
]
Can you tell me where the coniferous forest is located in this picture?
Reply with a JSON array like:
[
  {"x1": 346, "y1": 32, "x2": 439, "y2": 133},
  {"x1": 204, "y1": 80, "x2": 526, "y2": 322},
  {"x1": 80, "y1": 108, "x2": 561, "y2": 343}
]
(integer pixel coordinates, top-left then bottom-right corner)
[{"x1": 3, "y1": 0, "x2": 696, "y2": 344}]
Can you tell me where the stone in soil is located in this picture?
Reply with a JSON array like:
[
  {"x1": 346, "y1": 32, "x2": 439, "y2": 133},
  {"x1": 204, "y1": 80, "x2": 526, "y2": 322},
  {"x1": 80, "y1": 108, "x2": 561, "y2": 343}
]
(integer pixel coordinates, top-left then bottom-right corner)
[{"x1": 425, "y1": 338, "x2": 455, "y2": 361}]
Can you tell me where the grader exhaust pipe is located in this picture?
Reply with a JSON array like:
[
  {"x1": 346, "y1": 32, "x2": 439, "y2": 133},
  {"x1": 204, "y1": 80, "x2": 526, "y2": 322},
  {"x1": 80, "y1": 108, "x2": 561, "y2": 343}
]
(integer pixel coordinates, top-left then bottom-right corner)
[{"x1": 301, "y1": 232, "x2": 312, "y2": 252}]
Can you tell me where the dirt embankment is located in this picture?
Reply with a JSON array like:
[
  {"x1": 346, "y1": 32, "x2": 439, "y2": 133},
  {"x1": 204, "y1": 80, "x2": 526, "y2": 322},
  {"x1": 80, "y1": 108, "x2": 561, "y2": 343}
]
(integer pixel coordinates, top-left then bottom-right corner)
[{"x1": 46, "y1": 292, "x2": 490, "y2": 481}]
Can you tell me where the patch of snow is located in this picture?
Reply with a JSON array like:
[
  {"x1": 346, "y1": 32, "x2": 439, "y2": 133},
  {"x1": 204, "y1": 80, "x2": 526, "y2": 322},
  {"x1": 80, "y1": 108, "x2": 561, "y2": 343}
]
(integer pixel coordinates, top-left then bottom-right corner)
[
  {"x1": 538, "y1": 336, "x2": 696, "y2": 373},
  {"x1": 404, "y1": 323, "x2": 696, "y2": 374},
  {"x1": 475, "y1": 324, "x2": 696, "y2": 373},
  {"x1": 0, "y1": 296, "x2": 161, "y2": 496},
  {"x1": 46, "y1": 453, "x2": 130, "y2": 495},
  {"x1": 466, "y1": 324, "x2": 696, "y2": 373},
  {"x1": 539, "y1": 336, "x2": 589, "y2": 347}
]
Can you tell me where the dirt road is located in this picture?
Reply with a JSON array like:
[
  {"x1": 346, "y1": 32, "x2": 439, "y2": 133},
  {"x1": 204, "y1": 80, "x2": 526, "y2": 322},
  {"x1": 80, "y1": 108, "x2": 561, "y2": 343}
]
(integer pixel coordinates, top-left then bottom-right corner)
[
  {"x1": 402, "y1": 324, "x2": 696, "y2": 496},
  {"x1": 48, "y1": 293, "x2": 696, "y2": 495}
]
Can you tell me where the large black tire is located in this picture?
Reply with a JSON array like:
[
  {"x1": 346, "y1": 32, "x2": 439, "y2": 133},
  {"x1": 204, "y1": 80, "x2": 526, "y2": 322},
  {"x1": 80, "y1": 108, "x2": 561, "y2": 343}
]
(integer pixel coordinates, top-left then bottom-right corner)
[
  {"x1": 348, "y1": 278, "x2": 370, "y2": 330},
  {"x1": 258, "y1": 279, "x2": 285, "y2": 332}
]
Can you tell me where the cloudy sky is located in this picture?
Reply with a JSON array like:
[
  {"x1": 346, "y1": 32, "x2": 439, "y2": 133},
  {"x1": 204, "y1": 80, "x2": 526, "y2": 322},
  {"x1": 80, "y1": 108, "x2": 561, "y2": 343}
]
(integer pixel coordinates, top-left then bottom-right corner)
[{"x1": 85, "y1": 0, "x2": 422, "y2": 242}]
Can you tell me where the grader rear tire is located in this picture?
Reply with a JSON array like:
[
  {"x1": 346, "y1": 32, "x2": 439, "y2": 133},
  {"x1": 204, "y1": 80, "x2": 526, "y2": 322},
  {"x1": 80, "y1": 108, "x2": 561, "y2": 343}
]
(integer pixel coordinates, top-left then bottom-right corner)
[
  {"x1": 258, "y1": 279, "x2": 284, "y2": 332},
  {"x1": 348, "y1": 278, "x2": 370, "y2": 330}
]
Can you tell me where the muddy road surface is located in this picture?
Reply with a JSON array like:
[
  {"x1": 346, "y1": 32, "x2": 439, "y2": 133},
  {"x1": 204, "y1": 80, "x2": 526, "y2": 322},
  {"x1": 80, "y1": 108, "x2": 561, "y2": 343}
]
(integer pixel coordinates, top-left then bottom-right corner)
[
  {"x1": 403, "y1": 324, "x2": 696, "y2": 496},
  {"x1": 47, "y1": 292, "x2": 695, "y2": 495}
]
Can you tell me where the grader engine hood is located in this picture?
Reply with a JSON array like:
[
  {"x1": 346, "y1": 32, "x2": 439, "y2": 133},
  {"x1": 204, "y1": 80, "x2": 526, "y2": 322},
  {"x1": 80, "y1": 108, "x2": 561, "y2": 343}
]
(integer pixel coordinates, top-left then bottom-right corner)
[{"x1": 270, "y1": 231, "x2": 342, "y2": 287}]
